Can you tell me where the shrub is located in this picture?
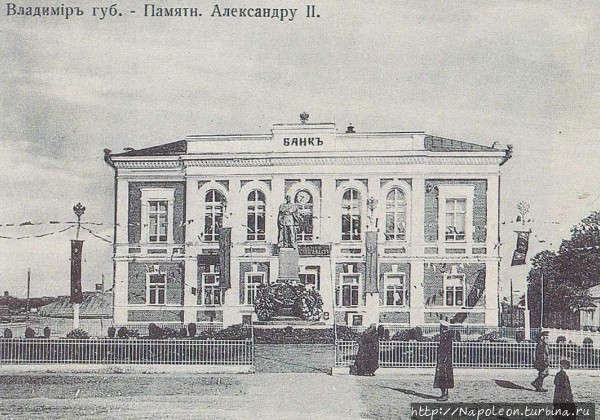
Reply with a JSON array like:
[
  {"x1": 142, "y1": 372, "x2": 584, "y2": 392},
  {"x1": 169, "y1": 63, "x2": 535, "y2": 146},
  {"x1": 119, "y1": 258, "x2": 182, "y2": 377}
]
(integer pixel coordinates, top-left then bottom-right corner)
[
  {"x1": 43, "y1": 327, "x2": 51, "y2": 338},
  {"x1": 391, "y1": 327, "x2": 424, "y2": 342},
  {"x1": 187, "y1": 322, "x2": 197, "y2": 337},
  {"x1": 556, "y1": 336, "x2": 566, "y2": 344},
  {"x1": 296, "y1": 288, "x2": 323, "y2": 321},
  {"x1": 148, "y1": 323, "x2": 162, "y2": 339},
  {"x1": 583, "y1": 337, "x2": 593, "y2": 347},
  {"x1": 66, "y1": 328, "x2": 89, "y2": 339},
  {"x1": 162, "y1": 327, "x2": 178, "y2": 338},
  {"x1": 3, "y1": 328, "x2": 12, "y2": 338},
  {"x1": 178, "y1": 327, "x2": 188, "y2": 338},
  {"x1": 254, "y1": 284, "x2": 277, "y2": 321},
  {"x1": 117, "y1": 327, "x2": 129, "y2": 339},
  {"x1": 25, "y1": 327, "x2": 35, "y2": 338},
  {"x1": 107, "y1": 326, "x2": 116, "y2": 338},
  {"x1": 214, "y1": 324, "x2": 251, "y2": 340}
]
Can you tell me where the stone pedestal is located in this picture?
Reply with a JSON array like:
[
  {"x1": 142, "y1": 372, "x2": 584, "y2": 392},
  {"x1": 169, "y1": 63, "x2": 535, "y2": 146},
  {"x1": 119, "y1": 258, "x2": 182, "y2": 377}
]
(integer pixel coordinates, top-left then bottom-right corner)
[{"x1": 278, "y1": 247, "x2": 300, "y2": 282}]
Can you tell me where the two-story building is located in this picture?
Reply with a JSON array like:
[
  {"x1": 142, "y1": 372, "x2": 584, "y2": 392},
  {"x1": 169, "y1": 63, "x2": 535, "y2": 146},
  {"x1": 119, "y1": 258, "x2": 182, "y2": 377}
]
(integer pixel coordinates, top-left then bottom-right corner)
[{"x1": 104, "y1": 116, "x2": 511, "y2": 328}]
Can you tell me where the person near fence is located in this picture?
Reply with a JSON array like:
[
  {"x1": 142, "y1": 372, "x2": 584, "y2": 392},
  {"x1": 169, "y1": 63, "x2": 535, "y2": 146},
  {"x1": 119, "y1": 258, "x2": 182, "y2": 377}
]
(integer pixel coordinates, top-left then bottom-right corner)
[
  {"x1": 531, "y1": 331, "x2": 549, "y2": 392},
  {"x1": 553, "y1": 359, "x2": 576, "y2": 420},
  {"x1": 433, "y1": 320, "x2": 454, "y2": 401},
  {"x1": 353, "y1": 323, "x2": 379, "y2": 376}
]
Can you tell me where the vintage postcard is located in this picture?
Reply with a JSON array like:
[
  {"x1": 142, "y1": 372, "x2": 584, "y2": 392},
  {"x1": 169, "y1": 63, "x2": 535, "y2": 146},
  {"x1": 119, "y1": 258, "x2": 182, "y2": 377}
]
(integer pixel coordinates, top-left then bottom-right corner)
[{"x1": 1, "y1": 1, "x2": 599, "y2": 419}]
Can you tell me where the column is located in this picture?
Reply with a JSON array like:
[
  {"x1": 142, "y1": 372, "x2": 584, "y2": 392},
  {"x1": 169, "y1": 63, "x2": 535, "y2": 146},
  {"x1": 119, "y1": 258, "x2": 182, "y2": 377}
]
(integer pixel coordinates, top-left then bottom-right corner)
[
  {"x1": 485, "y1": 260, "x2": 499, "y2": 326},
  {"x1": 222, "y1": 258, "x2": 240, "y2": 327},
  {"x1": 269, "y1": 176, "x2": 284, "y2": 244},
  {"x1": 410, "y1": 260, "x2": 425, "y2": 325},
  {"x1": 487, "y1": 174, "x2": 500, "y2": 255},
  {"x1": 113, "y1": 260, "x2": 129, "y2": 324},
  {"x1": 228, "y1": 179, "x2": 243, "y2": 245},
  {"x1": 183, "y1": 255, "x2": 197, "y2": 324},
  {"x1": 411, "y1": 175, "x2": 425, "y2": 256},
  {"x1": 115, "y1": 177, "x2": 129, "y2": 255},
  {"x1": 321, "y1": 178, "x2": 337, "y2": 244}
]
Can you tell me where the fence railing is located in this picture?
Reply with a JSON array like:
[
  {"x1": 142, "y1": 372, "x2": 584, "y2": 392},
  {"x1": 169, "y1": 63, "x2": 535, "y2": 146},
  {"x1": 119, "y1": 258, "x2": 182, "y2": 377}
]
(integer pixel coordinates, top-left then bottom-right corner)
[
  {"x1": 0, "y1": 338, "x2": 253, "y2": 365},
  {"x1": 335, "y1": 340, "x2": 600, "y2": 369}
]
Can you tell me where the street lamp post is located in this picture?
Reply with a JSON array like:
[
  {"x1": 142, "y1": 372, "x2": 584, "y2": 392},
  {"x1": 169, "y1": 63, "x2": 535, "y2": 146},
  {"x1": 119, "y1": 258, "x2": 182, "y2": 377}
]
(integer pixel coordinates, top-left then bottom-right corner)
[{"x1": 72, "y1": 202, "x2": 86, "y2": 330}]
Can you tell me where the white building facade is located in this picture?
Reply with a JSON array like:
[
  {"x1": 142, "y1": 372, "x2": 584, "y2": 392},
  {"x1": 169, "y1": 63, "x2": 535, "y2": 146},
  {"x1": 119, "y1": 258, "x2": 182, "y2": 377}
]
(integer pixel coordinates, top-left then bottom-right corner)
[{"x1": 104, "y1": 118, "x2": 511, "y2": 328}]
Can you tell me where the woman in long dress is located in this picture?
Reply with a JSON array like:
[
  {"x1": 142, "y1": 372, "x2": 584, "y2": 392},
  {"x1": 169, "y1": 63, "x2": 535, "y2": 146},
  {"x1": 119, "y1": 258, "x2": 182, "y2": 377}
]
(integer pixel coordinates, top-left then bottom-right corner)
[
  {"x1": 433, "y1": 320, "x2": 454, "y2": 400},
  {"x1": 353, "y1": 324, "x2": 379, "y2": 376}
]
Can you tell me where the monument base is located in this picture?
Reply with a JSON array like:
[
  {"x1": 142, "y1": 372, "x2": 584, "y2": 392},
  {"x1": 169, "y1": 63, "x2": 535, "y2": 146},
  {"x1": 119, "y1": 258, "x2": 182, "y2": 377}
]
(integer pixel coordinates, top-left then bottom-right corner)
[{"x1": 277, "y1": 247, "x2": 300, "y2": 283}]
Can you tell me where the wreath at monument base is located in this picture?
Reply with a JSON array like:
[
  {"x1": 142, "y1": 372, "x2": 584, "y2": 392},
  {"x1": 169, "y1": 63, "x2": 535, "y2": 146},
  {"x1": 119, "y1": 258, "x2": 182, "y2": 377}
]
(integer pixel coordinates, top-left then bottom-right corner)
[{"x1": 254, "y1": 282, "x2": 323, "y2": 322}]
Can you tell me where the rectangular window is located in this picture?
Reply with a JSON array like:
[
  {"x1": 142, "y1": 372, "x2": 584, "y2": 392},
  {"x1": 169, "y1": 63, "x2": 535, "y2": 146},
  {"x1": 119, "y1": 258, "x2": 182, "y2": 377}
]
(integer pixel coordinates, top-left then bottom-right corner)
[
  {"x1": 149, "y1": 200, "x2": 168, "y2": 243},
  {"x1": 445, "y1": 198, "x2": 466, "y2": 241},
  {"x1": 148, "y1": 273, "x2": 166, "y2": 305},
  {"x1": 340, "y1": 274, "x2": 360, "y2": 307},
  {"x1": 201, "y1": 266, "x2": 223, "y2": 306},
  {"x1": 299, "y1": 267, "x2": 320, "y2": 291},
  {"x1": 245, "y1": 272, "x2": 264, "y2": 305},
  {"x1": 444, "y1": 274, "x2": 465, "y2": 307},
  {"x1": 384, "y1": 274, "x2": 406, "y2": 306}
]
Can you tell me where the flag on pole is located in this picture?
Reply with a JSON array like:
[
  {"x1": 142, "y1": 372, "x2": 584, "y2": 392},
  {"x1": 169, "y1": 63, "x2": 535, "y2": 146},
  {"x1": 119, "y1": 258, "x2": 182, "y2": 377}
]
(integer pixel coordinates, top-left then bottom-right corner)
[
  {"x1": 70, "y1": 239, "x2": 84, "y2": 303},
  {"x1": 365, "y1": 231, "x2": 378, "y2": 292},
  {"x1": 511, "y1": 231, "x2": 530, "y2": 266},
  {"x1": 218, "y1": 227, "x2": 232, "y2": 289}
]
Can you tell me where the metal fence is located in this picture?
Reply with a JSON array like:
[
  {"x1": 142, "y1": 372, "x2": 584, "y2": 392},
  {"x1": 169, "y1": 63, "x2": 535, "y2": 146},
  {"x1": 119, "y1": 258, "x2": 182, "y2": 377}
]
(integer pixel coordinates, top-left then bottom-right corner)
[
  {"x1": 0, "y1": 338, "x2": 253, "y2": 365},
  {"x1": 335, "y1": 340, "x2": 600, "y2": 369}
]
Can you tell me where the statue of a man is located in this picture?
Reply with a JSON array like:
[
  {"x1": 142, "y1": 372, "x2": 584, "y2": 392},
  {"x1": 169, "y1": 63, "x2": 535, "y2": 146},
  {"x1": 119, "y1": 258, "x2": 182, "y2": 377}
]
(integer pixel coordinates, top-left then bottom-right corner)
[{"x1": 278, "y1": 195, "x2": 300, "y2": 248}]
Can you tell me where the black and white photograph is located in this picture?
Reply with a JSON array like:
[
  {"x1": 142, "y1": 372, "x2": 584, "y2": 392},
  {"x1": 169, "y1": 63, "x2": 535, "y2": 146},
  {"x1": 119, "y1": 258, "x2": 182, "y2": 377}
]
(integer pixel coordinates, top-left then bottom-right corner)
[{"x1": 1, "y1": 1, "x2": 599, "y2": 418}]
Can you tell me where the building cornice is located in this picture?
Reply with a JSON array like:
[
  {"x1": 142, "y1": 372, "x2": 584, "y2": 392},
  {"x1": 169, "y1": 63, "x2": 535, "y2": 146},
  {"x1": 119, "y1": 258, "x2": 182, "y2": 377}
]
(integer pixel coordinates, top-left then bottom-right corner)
[{"x1": 111, "y1": 153, "x2": 504, "y2": 169}]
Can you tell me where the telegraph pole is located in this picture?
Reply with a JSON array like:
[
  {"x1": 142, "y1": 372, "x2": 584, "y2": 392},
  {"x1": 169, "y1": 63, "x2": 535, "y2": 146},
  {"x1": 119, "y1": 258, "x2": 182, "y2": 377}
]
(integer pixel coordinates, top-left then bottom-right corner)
[{"x1": 26, "y1": 268, "x2": 31, "y2": 314}]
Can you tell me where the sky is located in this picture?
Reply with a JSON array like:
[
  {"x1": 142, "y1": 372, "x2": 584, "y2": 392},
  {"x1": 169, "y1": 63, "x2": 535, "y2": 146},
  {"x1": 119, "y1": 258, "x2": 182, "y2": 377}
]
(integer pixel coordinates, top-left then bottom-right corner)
[{"x1": 1, "y1": 1, "x2": 599, "y2": 298}]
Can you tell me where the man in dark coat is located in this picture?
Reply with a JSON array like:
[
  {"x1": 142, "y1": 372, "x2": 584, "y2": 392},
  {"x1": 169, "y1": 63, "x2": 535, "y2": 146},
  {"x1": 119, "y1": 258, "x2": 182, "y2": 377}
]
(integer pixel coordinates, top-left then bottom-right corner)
[
  {"x1": 532, "y1": 331, "x2": 549, "y2": 392},
  {"x1": 434, "y1": 320, "x2": 454, "y2": 400},
  {"x1": 553, "y1": 359, "x2": 576, "y2": 420},
  {"x1": 353, "y1": 324, "x2": 379, "y2": 376}
]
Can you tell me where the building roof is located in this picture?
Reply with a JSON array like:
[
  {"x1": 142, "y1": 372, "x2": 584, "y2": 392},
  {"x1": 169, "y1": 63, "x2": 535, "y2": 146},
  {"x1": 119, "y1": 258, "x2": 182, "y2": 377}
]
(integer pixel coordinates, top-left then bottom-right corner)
[
  {"x1": 110, "y1": 140, "x2": 187, "y2": 157},
  {"x1": 423, "y1": 135, "x2": 499, "y2": 152},
  {"x1": 37, "y1": 291, "x2": 112, "y2": 319},
  {"x1": 107, "y1": 133, "x2": 500, "y2": 158}
]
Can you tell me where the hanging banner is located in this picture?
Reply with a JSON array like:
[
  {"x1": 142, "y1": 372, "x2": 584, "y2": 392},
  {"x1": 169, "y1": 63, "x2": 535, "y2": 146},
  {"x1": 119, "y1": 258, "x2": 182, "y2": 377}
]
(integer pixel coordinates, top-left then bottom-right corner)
[
  {"x1": 365, "y1": 231, "x2": 378, "y2": 292},
  {"x1": 511, "y1": 230, "x2": 531, "y2": 266},
  {"x1": 70, "y1": 239, "x2": 84, "y2": 304},
  {"x1": 218, "y1": 227, "x2": 232, "y2": 289}
]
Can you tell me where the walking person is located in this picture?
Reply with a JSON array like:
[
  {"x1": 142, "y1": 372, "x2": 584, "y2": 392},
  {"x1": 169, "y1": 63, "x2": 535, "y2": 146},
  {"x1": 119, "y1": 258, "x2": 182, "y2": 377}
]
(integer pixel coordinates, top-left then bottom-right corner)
[
  {"x1": 434, "y1": 320, "x2": 454, "y2": 401},
  {"x1": 353, "y1": 324, "x2": 379, "y2": 376},
  {"x1": 553, "y1": 359, "x2": 576, "y2": 420},
  {"x1": 531, "y1": 331, "x2": 550, "y2": 392}
]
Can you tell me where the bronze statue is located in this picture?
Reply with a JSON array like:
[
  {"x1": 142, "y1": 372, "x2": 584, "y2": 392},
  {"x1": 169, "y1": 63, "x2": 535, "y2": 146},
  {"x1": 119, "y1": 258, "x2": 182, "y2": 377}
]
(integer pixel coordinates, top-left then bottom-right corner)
[{"x1": 278, "y1": 195, "x2": 301, "y2": 248}]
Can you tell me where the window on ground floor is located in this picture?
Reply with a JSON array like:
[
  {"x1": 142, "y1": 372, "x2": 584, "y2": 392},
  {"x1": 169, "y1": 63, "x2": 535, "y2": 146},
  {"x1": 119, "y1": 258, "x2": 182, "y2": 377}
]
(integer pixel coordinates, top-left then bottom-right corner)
[
  {"x1": 201, "y1": 265, "x2": 223, "y2": 305},
  {"x1": 384, "y1": 273, "x2": 407, "y2": 306},
  {"x1": 147, "y1": 273, "x2": 166, "y2": 305},
  {"x1": 245, "y1": 272, "x2": 265, "y2": 305},
  {"x1": 444, "y1": 273, "x2": 465, "y2": 307},
  {"x1": 338, "y1": 274, "x2": 360, "y2": 307}
]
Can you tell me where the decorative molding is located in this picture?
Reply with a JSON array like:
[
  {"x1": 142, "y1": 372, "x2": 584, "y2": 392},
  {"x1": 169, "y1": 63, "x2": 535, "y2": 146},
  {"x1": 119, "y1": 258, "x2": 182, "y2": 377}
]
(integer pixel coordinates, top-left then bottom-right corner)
[{"x1": 183, "y1": 156, "x2": 502, "y2": 168}]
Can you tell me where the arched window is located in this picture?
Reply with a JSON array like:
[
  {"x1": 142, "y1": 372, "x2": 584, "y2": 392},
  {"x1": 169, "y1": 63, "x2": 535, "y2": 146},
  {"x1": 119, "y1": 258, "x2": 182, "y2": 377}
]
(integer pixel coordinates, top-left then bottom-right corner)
[
  {"x1": 204, "y1": 189, "x2": 224, "y2": 242},
  {"x1": 341, "y1": 188, "x2": 361, "y2": 241},
  {"x1": 385, "y1": 188, "x2": 407, "y2": 241},
  {"x1": 247, "y1": 190, "x2": 266, "y2": 241},
  {"x1": 294, "y1": 190, "x2": 313, "y2": 242}
]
